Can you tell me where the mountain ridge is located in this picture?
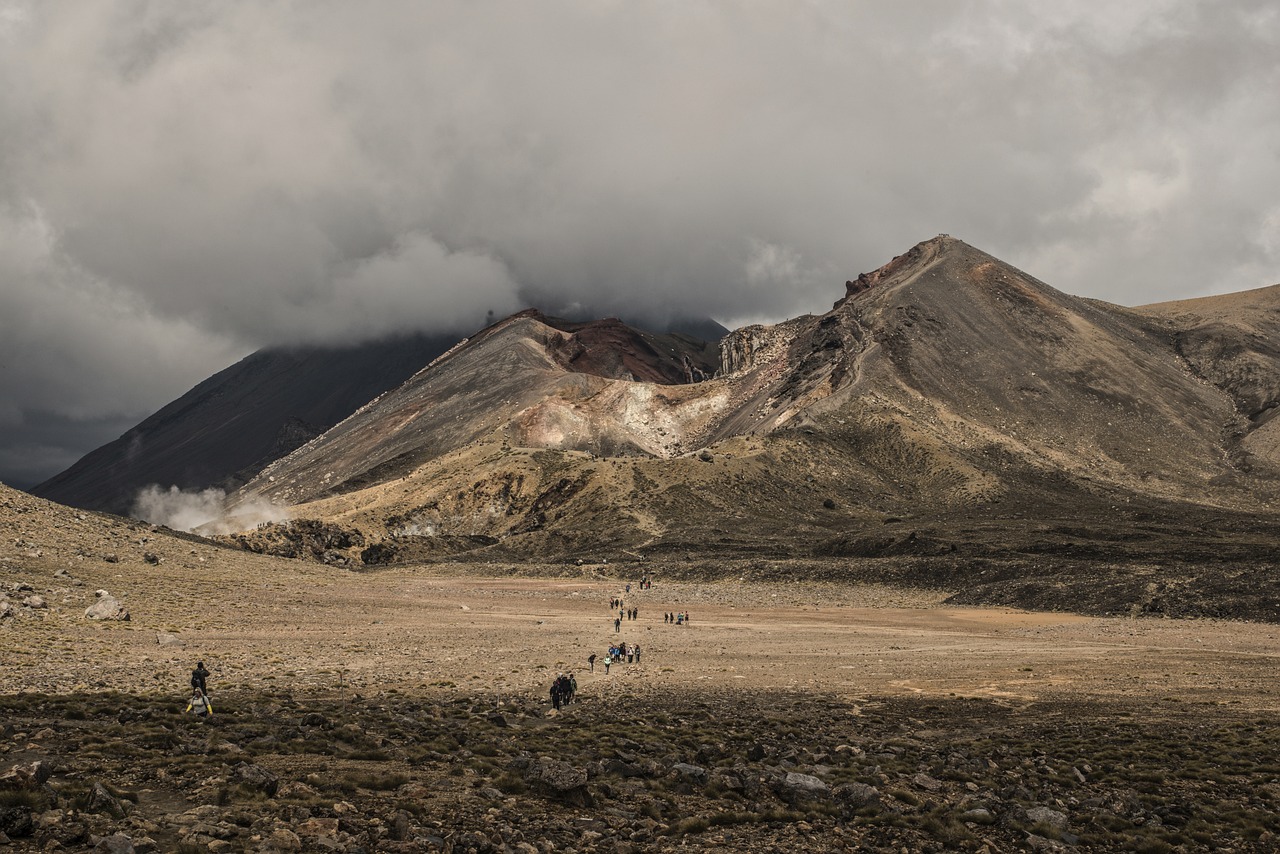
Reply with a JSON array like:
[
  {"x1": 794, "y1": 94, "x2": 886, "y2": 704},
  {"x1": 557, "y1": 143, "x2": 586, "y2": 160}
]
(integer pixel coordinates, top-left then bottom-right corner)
[{"x1": 217, "y1": 235, "x2": 1280, "y2": 568}]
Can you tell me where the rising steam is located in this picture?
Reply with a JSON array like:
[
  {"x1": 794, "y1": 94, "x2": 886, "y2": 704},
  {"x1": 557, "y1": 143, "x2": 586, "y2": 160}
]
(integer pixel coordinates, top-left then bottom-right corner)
[{"x1": 132, "y1": 485, "x2": 287, "y2": 535}]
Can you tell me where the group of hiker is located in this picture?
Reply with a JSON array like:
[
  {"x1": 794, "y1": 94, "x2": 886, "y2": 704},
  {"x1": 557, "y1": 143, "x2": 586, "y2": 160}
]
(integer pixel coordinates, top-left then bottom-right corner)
[
  {"x1": 185, "y1": 661, "x2": 212, "y2": 717},
  {"x1": 185, "y1": 576, "x2": 683, "y2": 719},
  {"x1": 549, "y1": 672, "x2": 577, "y2": 710}
]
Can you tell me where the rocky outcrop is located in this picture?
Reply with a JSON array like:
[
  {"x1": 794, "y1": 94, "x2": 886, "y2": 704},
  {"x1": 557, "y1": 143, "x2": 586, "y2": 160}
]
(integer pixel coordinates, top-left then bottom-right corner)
[{"x1": 718, "y1": 322, "x2": 796, "y2": 376}]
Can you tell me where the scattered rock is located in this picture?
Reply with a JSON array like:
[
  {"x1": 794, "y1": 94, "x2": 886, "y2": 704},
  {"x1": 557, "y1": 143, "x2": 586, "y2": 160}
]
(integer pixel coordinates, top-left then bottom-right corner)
[
  {"x1": 1025, "y1": 805, "x2": 1068, "y2": 832},
  {"x1": 85, "y1": 590, "x2": 129, "y2": 621}
]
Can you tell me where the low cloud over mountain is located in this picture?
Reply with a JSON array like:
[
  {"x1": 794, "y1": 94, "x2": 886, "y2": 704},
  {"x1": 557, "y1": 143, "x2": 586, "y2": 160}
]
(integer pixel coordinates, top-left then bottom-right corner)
[{"x1": 2, "y1": 2, "x2": 1278, "y2": 486}]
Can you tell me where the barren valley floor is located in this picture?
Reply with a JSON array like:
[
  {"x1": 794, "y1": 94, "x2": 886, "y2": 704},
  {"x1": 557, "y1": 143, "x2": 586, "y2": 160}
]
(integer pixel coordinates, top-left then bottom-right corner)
[{"x1": 5, "y1": 552, "x2": 1280, "y2": 851}]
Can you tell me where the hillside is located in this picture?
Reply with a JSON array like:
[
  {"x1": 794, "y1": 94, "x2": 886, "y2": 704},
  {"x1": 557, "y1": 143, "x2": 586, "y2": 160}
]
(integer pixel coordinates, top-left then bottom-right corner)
[
  {"x1": 220, "y1": 237, "x2": 1280, "y2": 589},
  {"x1": 29, "y1": 333, "x2": 467, "y2": 515}
]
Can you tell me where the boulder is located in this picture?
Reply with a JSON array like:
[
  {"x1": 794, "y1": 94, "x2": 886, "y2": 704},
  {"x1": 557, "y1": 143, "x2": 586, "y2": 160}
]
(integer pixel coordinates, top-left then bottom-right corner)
[
  {"x1": 93, "y1": 833, "x2": 137, "y2": 853},
  {"x1": 86, "y1": 782, "x2": 127, "y2": 819},
  {"x1": 1026, "y1": 806, "x2": 1069, "y2": 832},
  {"x1": 525, "y1": 759, "x2": 593, "y2": 807},
  {"x1": 833, "y1": 782, "x2": 882, "y2": 809},
  {"x1": 776, "y1": 771, "x2": 830, "y2": 803},
  {"x1": 230, "y1": 762, "x2": 279, "y2": 797},
  {"x1": 0, "y1": 806, "x2": 33, "y2": 838},
  {"x1": 0, "y1": 761, "x2": 51, "y2": 790},
  {"x1": 155, "y1": 632, "x2": 182, "y2": 646},
  {"x1": 913, "y1": 772, "x2": 944, "y2": 792},
  {"x1": 85, "y1": 590, "x2": 129, "y2": 621},
  {"x1": 22, "y1": 595, "x2": 47, "y2": 610},
  {"x1": 669, "y1": 763, "x2": 708, "y2": 783},
  {"x1": 266, "y1": 828, "x2": 302, "y2": 852}
]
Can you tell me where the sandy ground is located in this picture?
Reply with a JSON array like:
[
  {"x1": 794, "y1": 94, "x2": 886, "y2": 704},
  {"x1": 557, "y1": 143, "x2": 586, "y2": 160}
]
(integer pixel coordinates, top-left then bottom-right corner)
[{"x1": 5, "y1": 554, "x2": 1280, "y2": 713}]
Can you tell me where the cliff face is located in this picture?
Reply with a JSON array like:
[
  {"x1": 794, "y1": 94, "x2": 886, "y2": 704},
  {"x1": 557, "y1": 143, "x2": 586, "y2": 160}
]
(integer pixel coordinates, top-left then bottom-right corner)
[{"x1": 718, "y1": 322, "x2": 803, "y2": 377}]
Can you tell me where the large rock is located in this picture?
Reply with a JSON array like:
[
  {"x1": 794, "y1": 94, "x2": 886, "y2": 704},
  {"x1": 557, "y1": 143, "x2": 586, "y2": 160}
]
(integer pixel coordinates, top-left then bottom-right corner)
[
  {"x1": 0, "y1": 806, "x2": 33, "y2": 838},
  {"x1": 1026, "y1": 805, "x2": 1069, "y2": 831},
  {"x1": 525, "y1": 758, "x2": 593, "y2": 807},
  {"x1": 833, "y1": 782, "x2": 882, "y2": 809},
  {"x1": 93, "y1": 834, "x2": 137, "y2": 853},
  {"x1": 776, "y1": 771, "x2": 830, "y2": 803},
  {"x1": 230, "y1": 762, "x2": 279, "y2": 797},
  {"x1": 0, "y1": 761, "x2": 52, "y2": 790},
  {"x1": 84, "y1": 590, "x2": 129, "y2": 621},
  {"x1": 86, "y1": 782, "x2": 127, "y2": 819}
]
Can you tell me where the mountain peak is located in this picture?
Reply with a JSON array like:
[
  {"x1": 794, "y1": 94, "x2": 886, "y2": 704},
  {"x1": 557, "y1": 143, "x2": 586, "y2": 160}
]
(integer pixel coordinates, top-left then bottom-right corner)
[{"x1": 837, "y1": 234, "x2": 964, "y2": 307}]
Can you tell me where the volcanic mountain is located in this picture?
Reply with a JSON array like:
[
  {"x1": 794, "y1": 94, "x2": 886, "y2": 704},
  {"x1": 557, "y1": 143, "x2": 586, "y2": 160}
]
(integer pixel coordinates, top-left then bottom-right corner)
[
  {"x1": 224, "y1": 236, "x2": 1280, "y2": 570},
  {"x1": 31, "y1": 333, "x2": 465, "y2": 515}
]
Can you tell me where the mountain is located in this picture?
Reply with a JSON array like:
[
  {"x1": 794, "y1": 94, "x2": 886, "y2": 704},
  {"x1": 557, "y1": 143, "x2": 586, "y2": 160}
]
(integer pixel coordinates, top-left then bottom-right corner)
[
  {"x1": 30, "y1": 333, "x2": 465, "y2": 515},
  {"x1": 223, "y1": 236, "x2": 1280, "y2": 572}
]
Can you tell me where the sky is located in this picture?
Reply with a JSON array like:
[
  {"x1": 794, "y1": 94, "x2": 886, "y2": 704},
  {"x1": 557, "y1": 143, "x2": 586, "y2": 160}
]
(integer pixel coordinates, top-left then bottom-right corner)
[{"x1": 1, "y1": 0, "x2": 1278, "y2": 490}]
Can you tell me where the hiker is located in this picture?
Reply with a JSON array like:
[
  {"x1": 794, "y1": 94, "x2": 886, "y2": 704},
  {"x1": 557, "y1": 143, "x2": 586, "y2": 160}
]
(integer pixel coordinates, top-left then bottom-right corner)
[
  {"x1": 634, "y1": 644, "x2": 641, "y2": 663},
  {"x1": 614, "y1": 617, "x2": 621, "y2": 632},
  {"x1": 190, "y1": 661, "x2": 210, "y2": 694},
  {"x1": 604, "y1": 656, "x2": 611, "y2": 674},
  {"x1": 588, "y1": 653, "x2": 597, "y2": 672},
  {"x1": 550, "y1": 675, "x2": 564, "y2": 710},
  {"x1": 185, "y1": 687, "x2": 213, "y2": 717},
  {"x1": 568, "y1": 673, "x2": 577, "y2": 703}
]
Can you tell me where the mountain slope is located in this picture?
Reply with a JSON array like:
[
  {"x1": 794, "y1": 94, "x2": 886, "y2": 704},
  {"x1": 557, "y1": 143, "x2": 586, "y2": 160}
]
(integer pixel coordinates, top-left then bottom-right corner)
[
  {"x1": 238, "y1": 312, "x2": 722, "y2": 507},
  {"x1": 31, "y1": 333, "x2": 464, "y2": 515},
  {"x1": 223, "y1": 236, "x2": 1280, "y2": 567},
  {"x1": 1131, "y1": 284, "x2": 1280, "y2": 477}
]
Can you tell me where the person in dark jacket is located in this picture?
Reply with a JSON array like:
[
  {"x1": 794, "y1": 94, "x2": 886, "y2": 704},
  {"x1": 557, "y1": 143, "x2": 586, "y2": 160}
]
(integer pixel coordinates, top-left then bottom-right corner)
[{"x1": 191, "y1": 662, "x2": 210, "y2": 694}]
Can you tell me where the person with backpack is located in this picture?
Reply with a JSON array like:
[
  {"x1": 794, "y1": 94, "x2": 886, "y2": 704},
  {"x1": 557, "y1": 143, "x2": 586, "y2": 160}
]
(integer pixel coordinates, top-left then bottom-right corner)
[
  {"x1": 185, "y1": 687, "x2": 213, "y2": 717},
  {"x1": 588, "y1": 653, "x2": 597, "y2": 672},
  {"x1": 190, "y1": 661, "x2": 210, "y2": 694}
]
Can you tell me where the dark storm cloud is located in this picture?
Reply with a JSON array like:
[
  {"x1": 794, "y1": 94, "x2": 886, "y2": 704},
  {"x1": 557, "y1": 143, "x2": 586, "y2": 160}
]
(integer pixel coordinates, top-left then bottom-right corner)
[{"x1": 1, "y1": 1, "x2": 1278, "y2": 486}]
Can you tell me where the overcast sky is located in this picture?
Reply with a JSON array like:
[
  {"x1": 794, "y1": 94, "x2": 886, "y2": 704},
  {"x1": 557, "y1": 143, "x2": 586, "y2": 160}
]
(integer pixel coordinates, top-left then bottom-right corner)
[{"x1": 2, "y1": 0, "x2": 1278, "y2": 489}]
